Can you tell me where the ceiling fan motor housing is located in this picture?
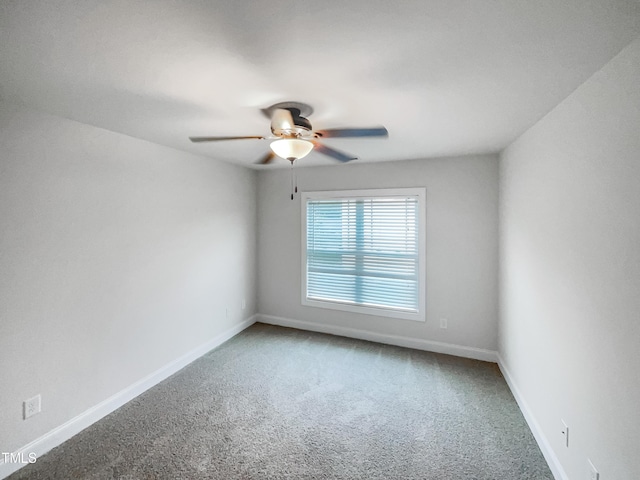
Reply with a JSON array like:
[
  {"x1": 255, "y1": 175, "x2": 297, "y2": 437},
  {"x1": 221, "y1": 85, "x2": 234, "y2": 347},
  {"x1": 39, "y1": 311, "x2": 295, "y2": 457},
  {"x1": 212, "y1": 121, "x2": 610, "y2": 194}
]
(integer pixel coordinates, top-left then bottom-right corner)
[
  {"x1": 288, "y1": 108, "x2": 312, "y2": 131},
  {"x1": 265, "y1": 101, "x2": 314, "y2": 137}
]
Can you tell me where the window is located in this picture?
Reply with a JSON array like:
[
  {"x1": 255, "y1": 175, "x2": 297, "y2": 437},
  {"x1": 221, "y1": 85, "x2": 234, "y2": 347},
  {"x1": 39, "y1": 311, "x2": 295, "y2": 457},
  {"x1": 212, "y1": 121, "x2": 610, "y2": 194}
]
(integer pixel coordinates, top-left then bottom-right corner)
[{"x1": 302, "y1": 188, "x2": 426, "y2": 322}]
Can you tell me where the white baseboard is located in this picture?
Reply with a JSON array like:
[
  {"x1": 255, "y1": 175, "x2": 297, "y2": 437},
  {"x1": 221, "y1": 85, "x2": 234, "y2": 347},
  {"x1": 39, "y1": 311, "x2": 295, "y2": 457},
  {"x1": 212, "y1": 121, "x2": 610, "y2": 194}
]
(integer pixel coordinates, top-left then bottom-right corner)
[
  {"x1": 0, "y1": 315, "x2": 257, "y2": 480},
  {"x1": 497, "y1": 354, "x2": 568, "y2": 480},
  {"x1": 256, "y1": 314, "x2": 498, "y2": 363}
]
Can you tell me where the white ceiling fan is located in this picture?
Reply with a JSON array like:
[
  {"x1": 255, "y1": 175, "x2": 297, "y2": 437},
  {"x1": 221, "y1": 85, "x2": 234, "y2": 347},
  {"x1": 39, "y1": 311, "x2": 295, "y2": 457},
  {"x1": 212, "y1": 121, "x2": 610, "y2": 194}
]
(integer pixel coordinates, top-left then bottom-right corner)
[{"x1": 189, "y1": 101, "x2": 388, "y2": 165}]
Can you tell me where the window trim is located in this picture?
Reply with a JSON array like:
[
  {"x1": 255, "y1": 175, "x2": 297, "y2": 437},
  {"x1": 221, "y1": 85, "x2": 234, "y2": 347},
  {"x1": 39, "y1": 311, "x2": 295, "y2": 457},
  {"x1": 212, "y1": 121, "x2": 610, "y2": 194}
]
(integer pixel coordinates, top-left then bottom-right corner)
[{"x1": 301, "y1": 187, "x2": 426, "y2": 322}]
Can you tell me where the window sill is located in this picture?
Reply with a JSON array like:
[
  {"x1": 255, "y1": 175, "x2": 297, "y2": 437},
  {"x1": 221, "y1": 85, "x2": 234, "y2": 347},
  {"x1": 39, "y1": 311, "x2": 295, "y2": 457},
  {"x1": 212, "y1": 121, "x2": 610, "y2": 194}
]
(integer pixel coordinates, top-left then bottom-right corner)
[{"x1": 302, "y1": 297, "x2": 425, "y2": 322}]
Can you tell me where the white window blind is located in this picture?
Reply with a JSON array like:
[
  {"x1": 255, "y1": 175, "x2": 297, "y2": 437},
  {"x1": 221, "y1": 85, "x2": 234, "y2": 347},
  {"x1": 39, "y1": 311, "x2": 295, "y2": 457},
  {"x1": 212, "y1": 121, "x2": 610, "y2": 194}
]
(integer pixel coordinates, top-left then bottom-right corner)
[{"x1": 303, "y1": 189, "x2": 425, "y2": 321}]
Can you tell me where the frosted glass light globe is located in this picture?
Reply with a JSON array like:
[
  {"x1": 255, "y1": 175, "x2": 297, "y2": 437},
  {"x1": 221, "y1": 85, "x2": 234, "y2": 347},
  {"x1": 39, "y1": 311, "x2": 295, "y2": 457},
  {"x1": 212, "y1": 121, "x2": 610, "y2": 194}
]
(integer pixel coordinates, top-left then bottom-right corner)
[{"x1": 270, "y1": 139, "x2": 314, "y2": 160}]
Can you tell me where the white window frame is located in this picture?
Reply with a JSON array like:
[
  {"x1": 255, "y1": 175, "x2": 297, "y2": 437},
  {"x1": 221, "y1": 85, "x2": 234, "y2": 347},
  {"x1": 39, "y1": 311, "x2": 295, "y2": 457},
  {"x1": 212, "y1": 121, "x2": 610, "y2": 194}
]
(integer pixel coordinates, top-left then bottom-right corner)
[{"x1": 301, "y1": 187, "x2": 426, "y2": 322}]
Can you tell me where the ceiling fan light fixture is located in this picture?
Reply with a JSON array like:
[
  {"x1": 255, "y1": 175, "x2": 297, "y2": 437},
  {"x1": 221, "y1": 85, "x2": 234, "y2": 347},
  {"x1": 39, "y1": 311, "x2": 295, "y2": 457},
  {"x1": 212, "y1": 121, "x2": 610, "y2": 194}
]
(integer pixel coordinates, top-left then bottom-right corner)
[{"x1": 270, "y1": 139, "x2": 313, "y2": 161}]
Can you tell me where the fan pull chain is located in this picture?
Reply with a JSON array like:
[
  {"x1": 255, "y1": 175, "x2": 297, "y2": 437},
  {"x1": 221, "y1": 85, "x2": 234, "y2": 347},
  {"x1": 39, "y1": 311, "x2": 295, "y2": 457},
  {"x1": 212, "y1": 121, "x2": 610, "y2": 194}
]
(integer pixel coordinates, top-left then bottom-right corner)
[{"x1": 290, "y1": 159, "x2": 294, "y2": 200}]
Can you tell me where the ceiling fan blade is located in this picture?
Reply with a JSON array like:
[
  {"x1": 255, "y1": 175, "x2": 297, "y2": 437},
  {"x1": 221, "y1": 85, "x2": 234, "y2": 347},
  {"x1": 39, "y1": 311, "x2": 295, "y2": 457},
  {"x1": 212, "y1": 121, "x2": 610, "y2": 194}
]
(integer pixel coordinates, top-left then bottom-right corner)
[
  {"x1": 314, "y1": 127, "x2": 388, "y2": 138},
  {"x1": 255, "y1": 151, "x2": 276, "y2": 165},
  {"x1": 312, "y1": 141, "x2": 358, "y2": 163},
  {"x1": 189, "y1": 136, "x2": 265, "y2": 142},
  {"x1": 271, "y1": 108, "x2": 295, "y2": 133}
]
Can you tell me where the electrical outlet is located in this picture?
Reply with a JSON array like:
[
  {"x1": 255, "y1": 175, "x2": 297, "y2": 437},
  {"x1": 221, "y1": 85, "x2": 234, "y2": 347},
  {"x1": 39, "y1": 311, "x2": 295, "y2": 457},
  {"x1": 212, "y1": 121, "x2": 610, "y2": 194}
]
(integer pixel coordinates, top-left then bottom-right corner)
[
  {"x1": 241, "y1": 299, "x2": 246, "y2": 310},
  {"x1": 225, "y1": 307, "x2": 229, "y2": 318},
  {"x1": 561, "y1": 420, "x2": 569, "y2": 448},
  {"x1": 587, "y1": 459, "x2": 599, "y2": 480},
  {"x1": 440, "y1": 318, "x2": 448, "y2": 329},
  {"x1": 24, "y1": 394, "x2": 41, "y2": 419}
]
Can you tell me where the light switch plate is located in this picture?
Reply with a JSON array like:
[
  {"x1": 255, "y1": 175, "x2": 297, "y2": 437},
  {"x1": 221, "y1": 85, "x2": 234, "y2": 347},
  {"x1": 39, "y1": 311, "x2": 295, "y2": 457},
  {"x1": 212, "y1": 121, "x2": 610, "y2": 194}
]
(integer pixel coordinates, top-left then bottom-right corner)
[{"x1": 561, "y1": 420, "x2": 569, "y2": 448}]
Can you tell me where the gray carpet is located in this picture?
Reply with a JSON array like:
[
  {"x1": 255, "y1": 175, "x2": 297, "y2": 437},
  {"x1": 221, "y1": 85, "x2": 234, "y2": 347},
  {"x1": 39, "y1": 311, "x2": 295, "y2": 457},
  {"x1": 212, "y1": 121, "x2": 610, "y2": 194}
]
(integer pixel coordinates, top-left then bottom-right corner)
[{"x1": 8, "y1": 323, "x2": 553, "y2": 479}]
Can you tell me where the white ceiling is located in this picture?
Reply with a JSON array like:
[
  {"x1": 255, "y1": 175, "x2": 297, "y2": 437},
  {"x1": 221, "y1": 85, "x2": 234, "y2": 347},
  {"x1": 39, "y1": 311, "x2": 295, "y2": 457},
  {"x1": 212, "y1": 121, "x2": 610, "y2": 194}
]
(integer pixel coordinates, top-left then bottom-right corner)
[{"x1": 1, "y1": 0, "x2": 639, "y2": 168}]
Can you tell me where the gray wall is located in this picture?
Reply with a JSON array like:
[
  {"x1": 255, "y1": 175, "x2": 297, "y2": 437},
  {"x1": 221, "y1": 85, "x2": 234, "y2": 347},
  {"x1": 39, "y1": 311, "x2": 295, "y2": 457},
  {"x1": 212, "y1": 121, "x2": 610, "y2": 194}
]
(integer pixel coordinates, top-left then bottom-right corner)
[
  {"x1": 499, "y1": 37, "x2": 640, "y2": 479},
  {"x1": 0, "y1": 102, "x2": 258, "y2": 454},
  {"x1": 257, "y1": 155, "x2": 499, "y2": 351}
]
